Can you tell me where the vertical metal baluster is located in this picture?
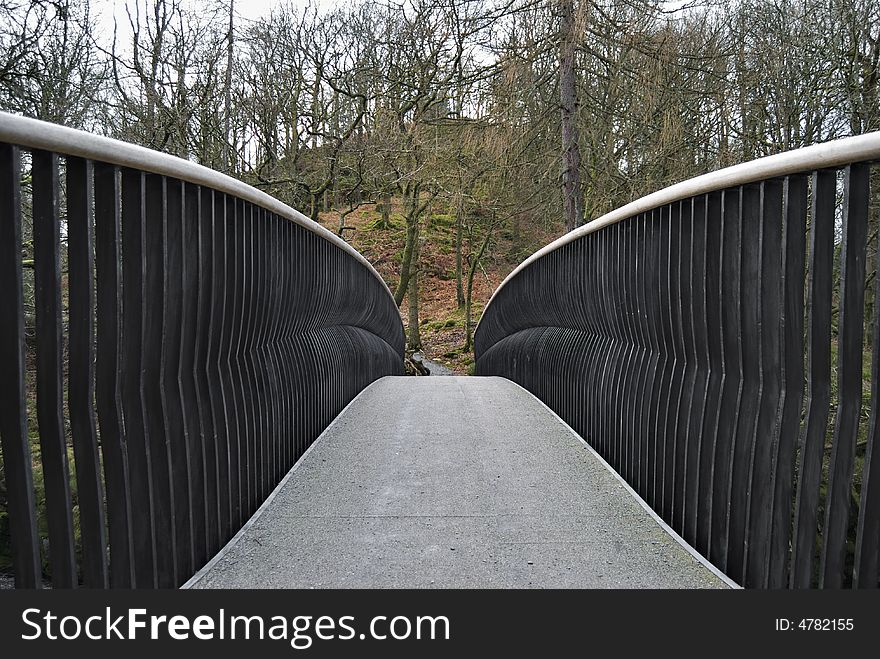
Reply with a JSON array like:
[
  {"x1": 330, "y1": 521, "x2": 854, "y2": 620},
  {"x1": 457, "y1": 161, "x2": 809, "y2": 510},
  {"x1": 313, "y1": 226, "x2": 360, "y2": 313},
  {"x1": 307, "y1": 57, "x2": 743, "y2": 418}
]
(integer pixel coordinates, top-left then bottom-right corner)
[
  {"x1": 282, "y1": 216, "x2": 293, "y2": 473},
  {"x1": 270, "y1": 214, "x2": 288, "y2": 478},
  {"x1": 210, "y1": 192, "x2": 231, "y2": 543},
  {"x1": 221, "y1": 195, "x2": 241, "y2": 529},
  {"x1": 658, "y1": 204, "x2": 674, "y2": 522},
  {"x1": 728, "y1": 183, "x2": 761, "y2": 585},
  {"x1": 300, "y1": 230, "x2": 314, "y2": 449},
  {"x1": 254, "y1": 206, "x2": 266, "y2": 503},
  {"x1": 291, "y1": 222, "x2": 304, "y2": 458},
  {"x1": 634, "y1": 214, "x2": 651, "y2": 496},
  {"x1": 712, "y1": 187, "x2": 743, "y2": 573},
  {"x1": 278, "y1": 214, "x2": 290, "y2": 480},
  {"x1": 287, "y1": 224, "x2": 304, "y2": 460},
  {"x1": 650, "y1": 206, "x2": 665, "y2": 512},
  {"x1": 603, "y1": 226, "x2": 616, "y2": 460},
  {"x1": 600, "y1": 229, "x2": 611, "y2": 475},
  {"x1": 181, "y1": 181, "x2": 207, "y2": 572},
  {"x1": 855, "y1": 172, "x2": 880, "y2": 589},
  {"x1": 686, "y1": 195, "x2": 708, "y2": 548},
  {"x1": 768, "y1": 175, "x2": 808, "y2": 588},
  {"x1": 246, "y1": 203, "x2": 260, "y2": 500},
  {"x1": 258, "y1": 208, "x2": 270, "y2": 511},
  {"x1": 94, "y1": 161, "x2": 133, "y2": 587},
  {"x1": 698, "y1": 191, "x2": 724, "y2": 558},
  {"x1": 0, "y1": 142, "x2": 41, "y2": 588},
  {"x1": 746, "y1": 178, "x2": 784, "y2": 588},
  {"x1": 271, "y1": 211, "x2": 283, "y2": 475},
  {"x1": 121, "y1": 168, "x2": 156, "y2": 587},
  {"x1": 610, "y1": 228, "x2": 621, "y2": 465},
  {"x1": 143, "y1": 173, "x2": 176, "y2": 587},
  {"x1": 235, "y1": 199, "x2": 246, "y2": 528},
  {"x1": 623, "y1": 219, "x2": 638, "y2": 485},
  {"x1": 258, "y1": 207, "x2": 274, "y2": 488},
  {"x1": 600, "y1": 224, "x2": 614, "y2": 456},
  {"x1": 275, "y1": 215, "x2": 290, "y2": 476},
  {"x1": 821, "y1": 163, "x2": 870, "y2": 588},
  {"x1": 278, "y1": 219, "x2": 290, "y2": 471},
  {"x1": 239, "y1": 201, "x2": 256, "y2": 518},
  {"x1": 583, "y1": 234, "x2": 599, "y2": 448},
  {"x1": 542, "y1": 327, "x2": 556, "y2": 428},
  {"x1": 32, "y1": 149, "x2": 77, "y2": 587},
  {"x1": 666, "y1": 201, "x2": 686, "y2": 531},
  {"x1": 66, "y1": 156, "x2": 108, "y2": 587},
  {"x1": 621, "y1": 221, "x2": 637, "y2": 482},
  {"x1": 673, "y1": 200, "x2": 693, "y2": 533},
  {"x1": 312, "y1": 235, "x2": 324, "y2": 449},
  {"x1": 230, "y1": 199, "x2": 248, "y2": 522},
  {"x1": 254, "y1": 203, "x2": 268, "y2": 501},
  {"x1": 258, "y1": 206, "x2": 272, "y2": 486},
  {"x1": 614, "y1": 226, "x2": 624, "y2": 479},
  {"x1": 291, "y1": 224, "x2": 305, "y2": 460},
  {"x1": 266, "y1": 210, "x2": 278, "y2": 482},
  {"x1": 197, "y1": 187, "x2": 220, "y2": 555},
  {"x1": 586, "y1": 232, "x2": 599, "y2": 450},
  {"x1": 601, "y1": 236, "x2": 615, "y2": 460},
  {"x1": 163, "y1": 177, "x2": 192, "y2": 584},
  {"x1": 332, "y1": 246, "x2": 344, "y2": 433},
  {"x1": 267, "y1": 212, "x2": 283, "y2": 484},
  {"x1": 576, "y1": 236, "x2": 595, "y2": 442},
  {"x1": 317, "y1": 241, "x2": 332, "y2": 435},
  {"x1": 241, "y1": 204, "x2": 252, "y2": 511},
  {"x1": 646, "y1": 209, "x2": 663, "y2": 510},
  {"x1": 791, "y1": 170, "x2": 836, "y2": 588},
  {"x1": 622, "y1": 221, "x2": 633, "y2": 482},
  {"x1": 560, "y1": 323, "x2": 570, "y2": 439},
  {"x1": 609, "y1": 224, "x2": 625, "y2": 471},
  {"x1": 250, "y1": 206, "x2": 262, "y2": 510},
  {"x1": 632, "y1": 214, "x2": 644, "y2": 496},
  {"x1": 573, "y1": 237, "x2": 588, "y2": 445},
  {"x1": 259, "y1": 207, "x2": 276, "y2": 489}
]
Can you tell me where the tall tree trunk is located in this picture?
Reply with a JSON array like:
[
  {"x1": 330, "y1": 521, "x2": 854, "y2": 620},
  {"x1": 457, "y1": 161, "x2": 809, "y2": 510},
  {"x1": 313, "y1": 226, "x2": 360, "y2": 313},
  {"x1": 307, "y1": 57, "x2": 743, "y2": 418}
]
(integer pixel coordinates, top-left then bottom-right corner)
[
  {"x1": 380, "y1": 190, "x2": 392, "y2": 228},
  {"x1": 311, "y1": 62, "x2": 322, "y2": 150},
  {"x1": 455, "y1": 193, "x2": 464, "y2": 308},
  {"x1": 310, "y1": 193, "x2": 319, "y2": 223},
  {"x1": 559, "y1": 0, "x2": 583, "y2": 233},
  {"x1": 464, "y1": 228, "x2": 492, "y2": 352},
  {"x1": 407, "y1": 219, "x2": 422, "y2": 351},
  {"x1": 393, "y1": 185, "x2": 420, "y2": 306}
]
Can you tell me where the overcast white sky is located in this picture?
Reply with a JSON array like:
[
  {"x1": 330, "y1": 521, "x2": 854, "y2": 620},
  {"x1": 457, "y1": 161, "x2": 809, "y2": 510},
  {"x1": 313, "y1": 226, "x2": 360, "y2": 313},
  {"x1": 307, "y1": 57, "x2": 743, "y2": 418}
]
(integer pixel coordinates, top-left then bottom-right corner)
[
  {"x1": 93, "y1": 0, "x2": 285, "y2": 26},
  {"x1": 88, "y1": 0, "x2": 303, "y2": 56}
]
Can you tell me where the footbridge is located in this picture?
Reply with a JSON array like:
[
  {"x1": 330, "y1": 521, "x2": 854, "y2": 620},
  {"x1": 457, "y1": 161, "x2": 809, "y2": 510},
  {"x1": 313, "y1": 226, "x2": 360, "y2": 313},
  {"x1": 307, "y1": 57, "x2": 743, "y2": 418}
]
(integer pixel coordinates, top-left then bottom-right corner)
[
  {"x1": 1, "y1": 112, "x2": 879, "y2": 589},
  {"x1": 185, "y1": 377, "x2": 726, "y2": 588}
]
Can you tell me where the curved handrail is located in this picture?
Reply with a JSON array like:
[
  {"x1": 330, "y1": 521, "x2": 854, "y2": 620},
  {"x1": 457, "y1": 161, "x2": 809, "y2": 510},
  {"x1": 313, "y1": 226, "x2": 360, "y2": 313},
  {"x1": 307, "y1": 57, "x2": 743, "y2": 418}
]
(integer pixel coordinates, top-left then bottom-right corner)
[
  {"x1": 0, "y1": 111, "x2": 394, "y2": 300},
  {"x1": 481, "y1": 130, "x2": 880, "y2": 325}
]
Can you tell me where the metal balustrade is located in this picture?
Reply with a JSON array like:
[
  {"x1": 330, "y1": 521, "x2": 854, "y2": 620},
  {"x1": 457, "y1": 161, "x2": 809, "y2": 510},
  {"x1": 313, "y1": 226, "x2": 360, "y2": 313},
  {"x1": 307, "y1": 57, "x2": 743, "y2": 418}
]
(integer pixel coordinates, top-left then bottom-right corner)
[
  {"x1": 475, "y1": 133, "x2": 880, "y2": 589},
  {"x1": 0, "y1": 112, "x2": 404, "y2": 588}
]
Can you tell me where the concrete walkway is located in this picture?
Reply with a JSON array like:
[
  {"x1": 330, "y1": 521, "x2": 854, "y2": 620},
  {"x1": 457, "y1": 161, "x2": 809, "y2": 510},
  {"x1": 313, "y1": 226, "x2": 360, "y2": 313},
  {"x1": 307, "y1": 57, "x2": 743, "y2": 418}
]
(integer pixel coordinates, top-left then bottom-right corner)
[{"x1": 186, "y1": 376, "x2": 730, "y2": 589}]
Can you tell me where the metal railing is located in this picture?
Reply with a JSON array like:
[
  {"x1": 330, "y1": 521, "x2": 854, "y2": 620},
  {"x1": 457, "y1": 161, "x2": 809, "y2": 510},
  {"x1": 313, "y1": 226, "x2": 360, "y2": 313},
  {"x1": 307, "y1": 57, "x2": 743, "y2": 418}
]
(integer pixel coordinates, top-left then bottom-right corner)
[
  {"x1": 475, "y1": 133, "x2": 880, "y2": 588},
  {"x1": 0, "y1": 112, "x2": 404, "y2": 588}
]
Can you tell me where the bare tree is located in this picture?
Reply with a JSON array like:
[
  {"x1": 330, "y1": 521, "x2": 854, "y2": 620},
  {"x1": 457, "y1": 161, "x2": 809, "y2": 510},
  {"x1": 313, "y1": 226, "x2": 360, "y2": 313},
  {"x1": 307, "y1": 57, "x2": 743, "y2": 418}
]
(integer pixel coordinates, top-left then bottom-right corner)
[{"x1": 0, "y1": 0, "x2": 105, "y2": 128}]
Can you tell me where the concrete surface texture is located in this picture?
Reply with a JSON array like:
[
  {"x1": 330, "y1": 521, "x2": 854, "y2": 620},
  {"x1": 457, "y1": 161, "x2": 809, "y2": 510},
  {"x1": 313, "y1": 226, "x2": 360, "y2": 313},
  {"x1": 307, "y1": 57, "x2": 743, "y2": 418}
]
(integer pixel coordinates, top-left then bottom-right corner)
[{"x1": 186, "y1": 376, "x2": 729, "y2": 589}]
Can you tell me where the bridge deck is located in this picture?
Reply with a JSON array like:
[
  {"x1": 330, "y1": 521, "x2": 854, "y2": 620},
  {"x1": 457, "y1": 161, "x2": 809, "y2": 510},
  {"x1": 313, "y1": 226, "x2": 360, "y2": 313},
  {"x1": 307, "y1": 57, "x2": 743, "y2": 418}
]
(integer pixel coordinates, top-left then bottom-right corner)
[{"x1": 186, "y1": 376, "x2": 730, "y2": 589}]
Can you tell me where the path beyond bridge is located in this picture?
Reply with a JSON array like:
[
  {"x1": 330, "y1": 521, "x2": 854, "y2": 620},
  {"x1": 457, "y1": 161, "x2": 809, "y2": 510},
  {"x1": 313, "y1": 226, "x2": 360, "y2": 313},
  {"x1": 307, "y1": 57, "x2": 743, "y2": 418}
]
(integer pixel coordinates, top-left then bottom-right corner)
[{"x1": 186, "y1": 377, "x2": 730, "y2": 589}]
